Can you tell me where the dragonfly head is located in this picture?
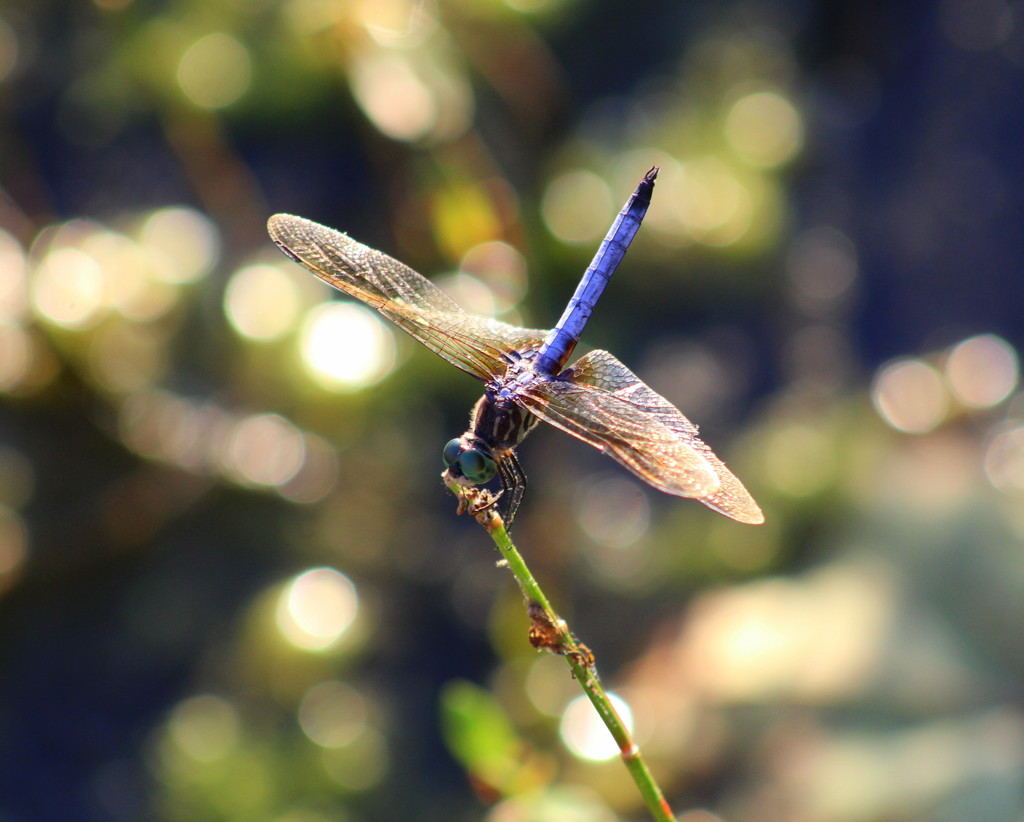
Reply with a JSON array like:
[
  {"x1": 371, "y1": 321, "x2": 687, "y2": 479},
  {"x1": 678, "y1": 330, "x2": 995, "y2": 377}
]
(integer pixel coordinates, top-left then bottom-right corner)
[{"x1": 442, "y1": 437, "x2": 497, "y2": 485}]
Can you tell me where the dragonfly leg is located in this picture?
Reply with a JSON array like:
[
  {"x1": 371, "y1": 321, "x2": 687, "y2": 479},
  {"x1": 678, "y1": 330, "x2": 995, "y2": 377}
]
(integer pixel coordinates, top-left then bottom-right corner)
[{"x1": 497, "y1": 450, "x2": 527, "y2": 526}]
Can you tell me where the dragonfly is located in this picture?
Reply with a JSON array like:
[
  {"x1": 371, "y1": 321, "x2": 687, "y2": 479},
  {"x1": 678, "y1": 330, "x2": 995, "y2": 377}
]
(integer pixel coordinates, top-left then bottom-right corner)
[{"x1": 267, "y1": 167, "x2": 763, "y2": 526}]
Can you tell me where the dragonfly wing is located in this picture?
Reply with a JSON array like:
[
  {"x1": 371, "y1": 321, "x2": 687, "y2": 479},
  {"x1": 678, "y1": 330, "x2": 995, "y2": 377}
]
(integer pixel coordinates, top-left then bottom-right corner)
[
  {"x1": 268, "y1": 214, "x2": 546, "y2": 381},
  {"x1": 521, "y1": 349, "x2": 764, "y2": 524}
]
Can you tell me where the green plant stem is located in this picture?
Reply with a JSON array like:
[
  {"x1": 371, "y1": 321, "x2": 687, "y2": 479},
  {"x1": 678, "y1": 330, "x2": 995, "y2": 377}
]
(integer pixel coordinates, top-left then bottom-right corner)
[{"x1": 446, "y1": 481, "x2": 676, "y2": 822}]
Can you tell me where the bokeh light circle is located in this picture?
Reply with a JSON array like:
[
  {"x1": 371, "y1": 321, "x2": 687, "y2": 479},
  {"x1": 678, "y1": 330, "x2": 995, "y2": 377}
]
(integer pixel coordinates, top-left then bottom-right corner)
[
  {"x1": 724, "y1": 90, "x2": 803, "y2": 168},
  {"x1": 298, "y1": 680, "x2": 369, "y2": 748},
  {"x1": 559, "y1": 692, "x2": 633, "y2": 761},
  {"x1": 31, "y1": 247, "x2": 107, "y2": 329},
  {"x1": 177, "y1": 33, "x2": 252, "y2": 109},
  {"x1": 276, "y1": 568, "x2": 358, "y2": 652},
  {"x1": 167, "y1": 694, "x2": 241, "y2": 763},
  {"x1": 872, "y1": 358, "x2": 949, "y2": 433},
  {"x1": 224, "y1": 264, "x2": 303, "y2": 341},
  {"x1": 300, "y1": 302, "x2": 396, "y2": 392},
  {"x1": 945, "y1": 334, "x2": 1017, "y2": 408},
  {"x1": 221, "y1": 413, "x2": 305, "y2": 488},
  {"x1": 542, "y1": 170, "x2": 614, "y2": 244}
]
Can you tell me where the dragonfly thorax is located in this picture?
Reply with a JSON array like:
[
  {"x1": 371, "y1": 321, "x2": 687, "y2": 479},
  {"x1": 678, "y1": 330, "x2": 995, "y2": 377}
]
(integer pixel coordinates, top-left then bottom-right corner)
[
  {"x1": 440, "y1": 389, "x2": 539, "y2": 491},
  {"x1": 471, "y1": 390, "x2": 539, "y2": 452}
]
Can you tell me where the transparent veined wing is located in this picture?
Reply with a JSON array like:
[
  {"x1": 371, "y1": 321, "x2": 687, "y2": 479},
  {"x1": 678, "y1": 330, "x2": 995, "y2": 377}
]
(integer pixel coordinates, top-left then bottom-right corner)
[
  {"x1": 521, "y1": 349, "x2": 764, "y2": 524},
  {"x1": 268, "y1": 215, "x2": 547, "y2": 382}
]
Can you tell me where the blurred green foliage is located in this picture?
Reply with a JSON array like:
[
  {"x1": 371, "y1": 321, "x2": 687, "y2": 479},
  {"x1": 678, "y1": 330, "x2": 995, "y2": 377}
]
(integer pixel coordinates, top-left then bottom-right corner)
[{"x1": 1, "y1": 0, "x2": 1023, "y2": 821}]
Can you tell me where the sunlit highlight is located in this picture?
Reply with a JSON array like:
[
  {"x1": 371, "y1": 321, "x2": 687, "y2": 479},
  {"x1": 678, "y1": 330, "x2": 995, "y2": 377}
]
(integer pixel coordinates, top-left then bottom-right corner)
[
  {"x1": 724, "y1": 90, "x2": 803, "y2": 168},
  {"x1": 433, "y1": 272, "x2": 496, "y2": 316},
  {"x1": 683, "y1": 566, "x2": 893, "y2": 701},
  {"x1": 119, "y1": 389, "x2": 216, "y2": 470},
  {"x1": 559, "y1": 692, "x2": 632, "y2": 760},
  {"x1": 32, "y1": 247, "x2": 107, "y2": 329},
  {"x1": 78, "y1": 230, "x2": 178, "y2": 322},
  {"x1": 542, "y1": 170, "x2": 614, "y2": 244},
  {"x1": 300, "y1": 302, "x2": 396, "y2": 392},
  {"x1": 945, "y1": 334, "x2": 1018, "y2": 408},
  {"x1": 154, "y1": 395, "x2": 218, "y2": 473},
  {"x1": 431, "y1": 182, "x2": 502, "y2": 261},
  {"x1": 138, "y1": 207, "x2": 218, "y2": 284},
  {"x1": 350, "y1": 50, "x2": 444, "y2": 142},
  {"x1": 276, "y1": 567, "x2": 358, "y2": 651},
  {"x1": 671, "y1": 158, "x2": 752, "y2": 247},
  {"x1": 298, "y1": 680, "x2": 369, "y2": 748},
  {"x1": 459, "y1": 241, "x2": 528, "y2": 313},
  {"x1": 275, "y1": 433, "x2": 339, "y2": 504},
  {"x1": 357, "y1": 0, "x2": 437, "y2": 48},
  {"x1": 984, "y1": 425, "x2": 1024, "y2": 493},
  {"x1": 220, "y1": 413, "x2": 305, "y2": 488},
  {"x1": 117, "y1": 389, "x2": 336, "y2": 495},
  {"x1": 872, "y1": 359, "x2": 949, "y2": 433},
  {"x1": 167, "y1": 694, "x2": 240, "y2": 762},
  {"x1": 177, "y1": 33, "x2": 252, "y2": 109},
  {"x1": 224, "y1": 264, "x2": 303, "y2": 341}
]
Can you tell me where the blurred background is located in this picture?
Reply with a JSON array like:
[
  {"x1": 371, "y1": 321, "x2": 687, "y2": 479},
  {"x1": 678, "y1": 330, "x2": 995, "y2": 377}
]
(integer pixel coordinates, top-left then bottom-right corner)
[{"x1": 1, "y1": 0, "x2": 1023, "y2": 820}]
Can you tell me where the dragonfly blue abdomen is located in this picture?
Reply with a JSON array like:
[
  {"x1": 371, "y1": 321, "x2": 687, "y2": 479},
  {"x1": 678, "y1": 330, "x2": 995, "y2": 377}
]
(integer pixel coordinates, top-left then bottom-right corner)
[{"x1": 533, "y1": 167, "x2": 657, "y2": 376}]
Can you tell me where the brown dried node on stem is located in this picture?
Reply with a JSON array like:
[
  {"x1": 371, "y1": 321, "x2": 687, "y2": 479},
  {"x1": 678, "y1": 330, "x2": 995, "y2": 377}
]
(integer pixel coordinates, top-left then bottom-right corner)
[{"x1": 527, "y1": 601, "x2": 594, "y2": 668}]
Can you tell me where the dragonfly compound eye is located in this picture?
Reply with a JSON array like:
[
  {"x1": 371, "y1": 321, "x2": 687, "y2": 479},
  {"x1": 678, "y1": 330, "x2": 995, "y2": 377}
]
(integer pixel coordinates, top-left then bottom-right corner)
[
  {"x1": 459, "y1": 449, "x2": 496, "y2": 483},
  {"x1": 442, "y1": 438, "x2": 463, "y2": 467}
]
